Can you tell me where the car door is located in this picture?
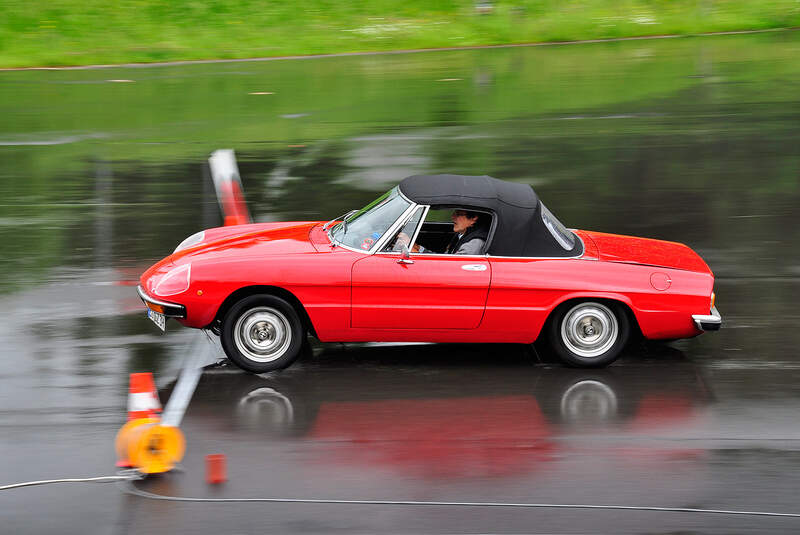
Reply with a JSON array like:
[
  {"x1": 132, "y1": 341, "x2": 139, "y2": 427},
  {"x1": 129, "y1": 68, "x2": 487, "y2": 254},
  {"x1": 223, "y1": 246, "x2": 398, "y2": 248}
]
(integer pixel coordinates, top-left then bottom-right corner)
[{"x1": 351, "y1": 253, "x2": 491, "y2": 330}]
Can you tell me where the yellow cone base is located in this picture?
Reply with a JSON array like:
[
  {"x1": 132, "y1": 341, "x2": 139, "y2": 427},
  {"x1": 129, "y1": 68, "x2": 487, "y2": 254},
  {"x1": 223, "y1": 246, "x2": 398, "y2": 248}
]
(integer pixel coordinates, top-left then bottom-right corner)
[
  {"x1": 115, "y1": 418, "x2": 158, "y2": 468},
  {"x1": 115, "y1": 418, "x2": 185, "y2": 474}
]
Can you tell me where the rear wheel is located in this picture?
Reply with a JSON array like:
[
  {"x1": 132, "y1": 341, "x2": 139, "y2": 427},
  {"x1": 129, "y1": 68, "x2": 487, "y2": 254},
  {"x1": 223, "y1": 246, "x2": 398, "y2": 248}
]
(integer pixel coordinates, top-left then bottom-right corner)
[
  {"x1": 221, "y1": 295, "x2": 305, "y2": 373},
  {"x1": 548, "y1": 301, "x2": 629, "y2": 368}
]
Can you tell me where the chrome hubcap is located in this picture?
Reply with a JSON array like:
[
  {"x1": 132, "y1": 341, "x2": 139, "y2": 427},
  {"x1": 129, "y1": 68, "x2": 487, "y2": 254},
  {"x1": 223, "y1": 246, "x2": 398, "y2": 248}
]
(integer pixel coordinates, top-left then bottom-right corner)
[
  {"x1": 234, "y1": 307, "x2": 292, "y2": 363},
  {"x1": 560, "y1": 302, "x2": 618, "y2": 358}
]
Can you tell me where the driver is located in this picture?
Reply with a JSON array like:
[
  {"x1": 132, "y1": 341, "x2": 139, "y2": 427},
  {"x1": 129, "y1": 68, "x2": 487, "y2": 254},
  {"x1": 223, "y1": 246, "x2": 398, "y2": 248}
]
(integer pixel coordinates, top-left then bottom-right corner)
[
  {"x1": 445, "y1": 210, "x2": 488, "y2": 254},
  {"x1": 394, "y1": 209, "x2": 489, "y2": 255}
]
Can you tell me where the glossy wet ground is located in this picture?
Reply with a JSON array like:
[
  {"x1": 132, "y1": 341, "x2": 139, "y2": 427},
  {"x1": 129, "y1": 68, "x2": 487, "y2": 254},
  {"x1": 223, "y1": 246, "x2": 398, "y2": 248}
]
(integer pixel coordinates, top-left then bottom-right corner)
[{"x1": 2, "y1": 32, "x2": 800, "y2": 533}]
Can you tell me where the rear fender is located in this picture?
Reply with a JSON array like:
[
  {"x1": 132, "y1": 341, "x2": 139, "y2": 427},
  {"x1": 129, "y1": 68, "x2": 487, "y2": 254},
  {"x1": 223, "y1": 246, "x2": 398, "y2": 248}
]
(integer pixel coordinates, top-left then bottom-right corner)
[{"x1": 541, "y1": 292, "x2": 641, "y2": 340}]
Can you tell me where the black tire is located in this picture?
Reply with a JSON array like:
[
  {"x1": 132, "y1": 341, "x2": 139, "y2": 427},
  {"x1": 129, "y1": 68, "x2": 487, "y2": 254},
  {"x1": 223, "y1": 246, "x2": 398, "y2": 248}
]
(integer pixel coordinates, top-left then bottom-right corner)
[
  {"x1": 548, "y1": 300, "x2": 630, "y2": 368},
  {"x1": 221, "y1": 294, "x2": 305, "y2": 373}
]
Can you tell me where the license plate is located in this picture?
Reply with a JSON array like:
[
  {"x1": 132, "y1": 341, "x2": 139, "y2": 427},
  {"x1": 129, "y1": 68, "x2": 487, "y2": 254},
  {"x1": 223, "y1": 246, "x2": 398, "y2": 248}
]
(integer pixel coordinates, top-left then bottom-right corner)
[{"x1": 147, "y1": 309, "x2": 166, "y2": 331}]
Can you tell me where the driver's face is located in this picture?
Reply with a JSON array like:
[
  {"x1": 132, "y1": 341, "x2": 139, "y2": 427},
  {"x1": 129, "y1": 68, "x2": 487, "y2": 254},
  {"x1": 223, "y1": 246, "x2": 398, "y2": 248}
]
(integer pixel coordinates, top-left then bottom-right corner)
[{"x1": 452, "y1": 210, "x2": 478, "y2": 234}]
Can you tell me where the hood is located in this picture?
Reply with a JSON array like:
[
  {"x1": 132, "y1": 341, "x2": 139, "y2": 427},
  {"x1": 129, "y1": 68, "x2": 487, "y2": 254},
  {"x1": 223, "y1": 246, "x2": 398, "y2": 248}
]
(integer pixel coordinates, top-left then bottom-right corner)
[
  {"x1": 171, "y1": 221, "x2": 319, "y2": 263},
  {"x1": 582, "y1": 231, "x2": 711, "y2": 273},
  {"x1": 139, "y1": 221, "x2": 320, "y2": 294}
]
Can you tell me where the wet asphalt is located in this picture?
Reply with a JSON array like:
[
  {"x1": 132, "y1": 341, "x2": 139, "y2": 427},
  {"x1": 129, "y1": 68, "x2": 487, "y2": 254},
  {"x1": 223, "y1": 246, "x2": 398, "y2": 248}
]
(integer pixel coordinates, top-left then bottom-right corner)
[{"x1": 6, "y1": 330, "x2": 800, "y2": 534}]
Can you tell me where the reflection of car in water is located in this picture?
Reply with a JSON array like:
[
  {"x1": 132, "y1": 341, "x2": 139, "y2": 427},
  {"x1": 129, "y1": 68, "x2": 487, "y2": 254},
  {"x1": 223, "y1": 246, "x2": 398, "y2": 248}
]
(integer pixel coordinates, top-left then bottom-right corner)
[
  {"x1": 172, "y1": 345, "x2": 711, "y2": 479},
  {"x1": 139, "y1": 174, "x2": 721, "y2": 373}
]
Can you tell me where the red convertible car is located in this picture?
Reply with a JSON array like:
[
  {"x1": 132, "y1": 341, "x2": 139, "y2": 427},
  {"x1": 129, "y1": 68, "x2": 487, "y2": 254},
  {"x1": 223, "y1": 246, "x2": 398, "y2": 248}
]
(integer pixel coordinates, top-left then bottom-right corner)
[{"x1": 138, "y1": 174, "x2": 721, "y2": 372}]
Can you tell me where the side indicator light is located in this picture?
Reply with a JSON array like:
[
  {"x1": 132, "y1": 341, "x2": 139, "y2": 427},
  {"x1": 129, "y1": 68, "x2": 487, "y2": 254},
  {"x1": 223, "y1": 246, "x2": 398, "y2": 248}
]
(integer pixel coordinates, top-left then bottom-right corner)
[{"x1": 711, "y1": 292, "x2": 716, "y2": 309}]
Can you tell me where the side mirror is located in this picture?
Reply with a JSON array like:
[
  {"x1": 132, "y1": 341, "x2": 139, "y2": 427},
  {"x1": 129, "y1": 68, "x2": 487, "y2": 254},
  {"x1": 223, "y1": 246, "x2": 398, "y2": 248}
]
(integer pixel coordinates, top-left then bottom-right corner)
[{"x1": 397, "y1": 243, "x2": 414, "y2": 264}]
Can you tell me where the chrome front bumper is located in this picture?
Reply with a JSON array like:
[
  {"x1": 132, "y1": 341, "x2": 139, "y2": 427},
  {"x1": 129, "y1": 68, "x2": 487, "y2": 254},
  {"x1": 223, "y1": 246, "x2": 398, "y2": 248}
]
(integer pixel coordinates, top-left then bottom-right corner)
[
  {"x1": 692, "y1": 306, "x2": 721, "y2": 331},
  {"x1": 137, "y1": 285, "x2": 187, "y2": 318}
]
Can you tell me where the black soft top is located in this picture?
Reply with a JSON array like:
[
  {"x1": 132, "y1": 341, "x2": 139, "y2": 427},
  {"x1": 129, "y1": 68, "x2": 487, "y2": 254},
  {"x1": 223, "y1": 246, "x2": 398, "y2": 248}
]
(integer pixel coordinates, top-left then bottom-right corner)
[{"x1": 399, "y1": 174, "x2": 583, "y2": 257}]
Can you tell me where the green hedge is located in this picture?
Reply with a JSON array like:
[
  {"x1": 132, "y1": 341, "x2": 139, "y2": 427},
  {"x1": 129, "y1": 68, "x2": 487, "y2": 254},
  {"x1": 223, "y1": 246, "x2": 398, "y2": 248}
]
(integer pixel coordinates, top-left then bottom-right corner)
[{"x1": 2, "y1": 0, "x2": 800, "y2": 68}]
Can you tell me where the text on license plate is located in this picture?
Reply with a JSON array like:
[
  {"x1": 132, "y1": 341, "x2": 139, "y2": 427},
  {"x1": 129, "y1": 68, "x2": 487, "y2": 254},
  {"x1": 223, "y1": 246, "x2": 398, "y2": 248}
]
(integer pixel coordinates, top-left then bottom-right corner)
[{"x1": 147, "y1": 309, "x2": 166, "y2": 331}]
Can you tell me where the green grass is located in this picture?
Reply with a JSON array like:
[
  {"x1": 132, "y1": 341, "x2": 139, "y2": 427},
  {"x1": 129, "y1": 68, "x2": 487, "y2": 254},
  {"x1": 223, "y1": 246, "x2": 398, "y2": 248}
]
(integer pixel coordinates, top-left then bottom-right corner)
[{"x1": 1, "y1": 0, "x2": 800, "y2": 68}]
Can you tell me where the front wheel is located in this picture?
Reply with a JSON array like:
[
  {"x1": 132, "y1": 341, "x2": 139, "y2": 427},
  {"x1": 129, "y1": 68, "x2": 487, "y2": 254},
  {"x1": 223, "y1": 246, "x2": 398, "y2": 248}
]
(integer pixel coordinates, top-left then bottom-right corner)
[
  {"x1": 221, "y1": 295, "x2": 305, "y2": 373},
  {"x1": 548, "y1": 301, "x2": 629, "y2": 368}
]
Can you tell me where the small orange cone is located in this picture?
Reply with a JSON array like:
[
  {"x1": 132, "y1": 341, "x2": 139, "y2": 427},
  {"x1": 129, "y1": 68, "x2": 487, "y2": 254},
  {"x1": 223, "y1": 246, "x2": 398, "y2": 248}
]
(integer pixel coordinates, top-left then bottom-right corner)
[
  {"x1": 127, "y1": 372, "x2": 162, "y2": 421},
  {"x1": 206, "y1": 454, "x2": 227, "y2": 484}
]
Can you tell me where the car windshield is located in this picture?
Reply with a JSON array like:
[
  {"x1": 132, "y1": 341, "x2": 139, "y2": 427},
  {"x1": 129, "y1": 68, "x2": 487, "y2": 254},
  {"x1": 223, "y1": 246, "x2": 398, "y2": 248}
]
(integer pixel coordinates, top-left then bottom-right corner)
[
  {"x1": 330, "y1": 187, "x2": 412, "y2": 251},
  {"x1": 540, "y1": 202, "x2": 576, "y2": 250}
]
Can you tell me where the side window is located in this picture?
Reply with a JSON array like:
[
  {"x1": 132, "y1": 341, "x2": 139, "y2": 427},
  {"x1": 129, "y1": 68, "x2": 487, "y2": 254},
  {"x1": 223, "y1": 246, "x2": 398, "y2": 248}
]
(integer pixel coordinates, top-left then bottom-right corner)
[
  {"x1": 540, "y1": 203, "x2": 576, "y2": 250},
  {"x1": 382, "y1": 207, "x2": 425, "y2": 252},
  {"x1": 413, "y1": 207, "x2": 493, "y2": 254}
]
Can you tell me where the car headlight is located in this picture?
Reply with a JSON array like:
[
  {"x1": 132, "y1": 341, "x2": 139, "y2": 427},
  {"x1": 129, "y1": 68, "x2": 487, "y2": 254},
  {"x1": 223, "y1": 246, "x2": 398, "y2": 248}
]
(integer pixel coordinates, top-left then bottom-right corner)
[
  {"x1": 174, "y1": 231, "x2": 205, "y2": 253},
  {"x1": 154, "y1": 264, "x2": 191, "y2": 296}
]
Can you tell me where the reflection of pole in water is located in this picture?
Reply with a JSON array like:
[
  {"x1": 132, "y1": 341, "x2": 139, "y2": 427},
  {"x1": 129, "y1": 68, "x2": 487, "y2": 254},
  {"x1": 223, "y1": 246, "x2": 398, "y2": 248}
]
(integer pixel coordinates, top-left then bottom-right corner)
[
  {"x1": 94, "y1": 158, "x2": 113, "y2": 268},
  {"x1": 160, "y1": 335, "x2": 216, "y2": 428}
]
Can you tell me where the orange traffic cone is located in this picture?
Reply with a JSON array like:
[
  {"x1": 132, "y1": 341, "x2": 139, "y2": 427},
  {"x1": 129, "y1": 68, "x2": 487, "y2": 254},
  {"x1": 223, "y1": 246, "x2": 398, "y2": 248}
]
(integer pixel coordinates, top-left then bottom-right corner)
[
  {"x1": 206, "y1": 454, "x2": 227, "y2": 484},
  {"x1": 116, "y1": 372, "x2": 162, "y2": 468},
  {"x1": 127, "y1": 372, "x2": 162, "y2": 421}
]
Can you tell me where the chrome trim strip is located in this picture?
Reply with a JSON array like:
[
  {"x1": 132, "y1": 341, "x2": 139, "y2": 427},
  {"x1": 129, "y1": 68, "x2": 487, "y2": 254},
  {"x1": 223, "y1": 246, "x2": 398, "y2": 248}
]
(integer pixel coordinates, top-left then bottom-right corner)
[
  {"x1": 692, "y1": 306, "x2": 721, "y2": 331},
  {"x1": 386, "y1": 231, "x2": 586, "y2": 260},
  {"x1": 333, "y1": 242, "x2": 371, "y2": 255},
  {"x1": 137, "y1": 285, "x2": 187, "y2": 318},
  {"x1": 409, "y1": 205, "x2": 429, "y2": 250},
  {"x1": 375, "y1": 251, "x2": 489, "y2": 258},
  {"x1": 373, "y1": 204, "x2": 428, "y2": 255},
  {"x1": 396, "y1": 187, "x2": 414, "y2": 205},
  {"x1": 371, "y1": 201, "x2": 417, "y2": 254}
]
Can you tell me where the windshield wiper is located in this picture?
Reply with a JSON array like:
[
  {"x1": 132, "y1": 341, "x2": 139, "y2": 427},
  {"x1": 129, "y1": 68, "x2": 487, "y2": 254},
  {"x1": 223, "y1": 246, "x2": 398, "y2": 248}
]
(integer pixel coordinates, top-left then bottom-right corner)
[
  {"x1": 323, "y1": 211, "x2": 346, "y2": 232},
  {"x1": 324, "y1": 209, "x2": 358, "y2": 245}
]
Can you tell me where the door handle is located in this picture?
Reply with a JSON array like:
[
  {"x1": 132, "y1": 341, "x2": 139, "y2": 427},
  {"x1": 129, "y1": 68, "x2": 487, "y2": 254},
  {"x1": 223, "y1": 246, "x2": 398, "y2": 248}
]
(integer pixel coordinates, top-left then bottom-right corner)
[
  {"x1": 461, "y1": 264, "x2": 487, "y2": 271},
  {"x1": 397, "y1": 258, "x2": 414, "y2": 265}
]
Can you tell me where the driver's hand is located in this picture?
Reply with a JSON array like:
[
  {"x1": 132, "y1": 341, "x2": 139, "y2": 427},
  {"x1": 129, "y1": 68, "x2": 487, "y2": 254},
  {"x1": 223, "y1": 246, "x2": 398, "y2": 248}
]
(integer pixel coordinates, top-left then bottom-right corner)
[
  {"x1": 398, "y1": 233, "x2": 421, "y2": 253},
  {"x1": 392, "y1": 232, "x2": 420, "y2": 253}
]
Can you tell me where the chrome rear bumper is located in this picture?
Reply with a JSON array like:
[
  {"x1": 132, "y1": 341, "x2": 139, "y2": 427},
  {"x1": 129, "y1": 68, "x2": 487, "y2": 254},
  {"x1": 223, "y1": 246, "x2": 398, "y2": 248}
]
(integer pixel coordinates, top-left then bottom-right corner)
[{"x1": 692, "y1": 306, "x2": 721, "y2": 331}]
